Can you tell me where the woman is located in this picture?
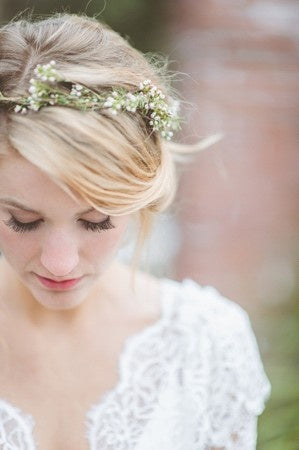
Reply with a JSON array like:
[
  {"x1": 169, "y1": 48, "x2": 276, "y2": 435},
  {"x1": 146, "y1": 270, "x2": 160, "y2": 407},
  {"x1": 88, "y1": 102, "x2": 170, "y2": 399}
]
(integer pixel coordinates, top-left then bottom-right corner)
[{"x1": 0, "y1": 13, "x2": 271, "y2": 450}]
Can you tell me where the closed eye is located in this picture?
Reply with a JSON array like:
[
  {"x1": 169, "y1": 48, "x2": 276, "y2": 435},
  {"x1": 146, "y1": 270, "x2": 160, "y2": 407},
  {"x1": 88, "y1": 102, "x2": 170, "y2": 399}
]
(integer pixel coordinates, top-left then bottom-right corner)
[{"x1": 3, "y1": 215, "x2": 115, "y2": 234}]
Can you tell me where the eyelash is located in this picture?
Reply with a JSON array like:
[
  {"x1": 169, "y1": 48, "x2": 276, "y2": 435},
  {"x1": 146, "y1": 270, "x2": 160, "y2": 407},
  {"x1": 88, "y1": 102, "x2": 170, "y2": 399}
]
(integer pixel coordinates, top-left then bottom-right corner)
[{"x1": 4, "y1": 215, "x2": 115, "y2": 234}]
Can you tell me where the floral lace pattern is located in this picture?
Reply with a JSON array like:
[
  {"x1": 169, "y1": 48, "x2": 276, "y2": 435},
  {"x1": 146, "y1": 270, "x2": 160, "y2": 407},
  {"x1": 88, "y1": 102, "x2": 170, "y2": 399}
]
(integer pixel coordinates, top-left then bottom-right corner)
[{"x1": 0, "y1": 278, "x2": 271, "y2": 449}]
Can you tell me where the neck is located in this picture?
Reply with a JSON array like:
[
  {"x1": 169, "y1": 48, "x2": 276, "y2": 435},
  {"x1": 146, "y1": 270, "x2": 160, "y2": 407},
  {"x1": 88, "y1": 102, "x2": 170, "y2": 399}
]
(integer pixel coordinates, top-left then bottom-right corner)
[{"x1": 0, "y1": 257, "x2": 134, "y2": 336}]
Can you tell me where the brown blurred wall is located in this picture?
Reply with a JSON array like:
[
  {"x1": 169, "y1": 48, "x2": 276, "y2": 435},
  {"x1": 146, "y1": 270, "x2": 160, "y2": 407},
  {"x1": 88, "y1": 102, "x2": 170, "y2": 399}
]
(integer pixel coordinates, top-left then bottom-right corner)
[{"x1": 167, "y1": 0, "x2": 299, "y2": 310}]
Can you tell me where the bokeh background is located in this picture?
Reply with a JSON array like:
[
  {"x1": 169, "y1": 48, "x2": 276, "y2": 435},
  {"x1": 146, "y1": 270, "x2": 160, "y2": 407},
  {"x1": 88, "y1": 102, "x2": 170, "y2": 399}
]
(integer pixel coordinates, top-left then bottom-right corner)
[{"x1": 1, "y1": 1, "x2": 298, "y2": 448}]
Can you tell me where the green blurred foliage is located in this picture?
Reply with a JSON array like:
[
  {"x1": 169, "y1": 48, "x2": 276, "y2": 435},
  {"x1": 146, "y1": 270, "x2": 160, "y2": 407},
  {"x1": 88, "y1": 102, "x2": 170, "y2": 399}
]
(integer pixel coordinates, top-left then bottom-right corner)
[
  {"x1": 0, "y1": 0, "x2": 169, "y2": 52},
  {"x1": 257, "y1": 286, "x2": 299, "y2": 449}
]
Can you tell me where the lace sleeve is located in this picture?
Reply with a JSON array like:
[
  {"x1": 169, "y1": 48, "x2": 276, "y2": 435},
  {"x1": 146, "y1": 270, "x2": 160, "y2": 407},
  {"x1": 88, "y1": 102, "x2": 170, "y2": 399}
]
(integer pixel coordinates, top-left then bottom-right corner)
[{"x1": 201, "y1": 286, "x2": 272, "y2": 450}]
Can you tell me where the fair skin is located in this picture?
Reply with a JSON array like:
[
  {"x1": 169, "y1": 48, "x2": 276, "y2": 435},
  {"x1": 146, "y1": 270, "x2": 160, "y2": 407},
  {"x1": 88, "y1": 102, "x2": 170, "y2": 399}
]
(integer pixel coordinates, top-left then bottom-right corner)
[
  {"x1": 0, "y1": 153, "x2": 162, "y2": 449},
  {"x1": 0, "y1": 154, "x2": 134, "y2": 328}
]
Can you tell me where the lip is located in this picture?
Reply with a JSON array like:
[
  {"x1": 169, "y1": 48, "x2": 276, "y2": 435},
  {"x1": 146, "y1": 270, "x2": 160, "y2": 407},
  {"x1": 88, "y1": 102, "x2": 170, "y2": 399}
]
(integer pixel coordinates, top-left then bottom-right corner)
[{"x1": 35, "y1": 274, "x2": 84, "y2": 290}]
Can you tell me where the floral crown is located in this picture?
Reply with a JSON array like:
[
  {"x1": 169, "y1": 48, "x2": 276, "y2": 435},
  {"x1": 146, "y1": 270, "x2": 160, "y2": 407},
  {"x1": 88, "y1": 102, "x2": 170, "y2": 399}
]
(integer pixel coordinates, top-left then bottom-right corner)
[{"x1": 0, "y1": 60, "x2": 181, "y2": 140}]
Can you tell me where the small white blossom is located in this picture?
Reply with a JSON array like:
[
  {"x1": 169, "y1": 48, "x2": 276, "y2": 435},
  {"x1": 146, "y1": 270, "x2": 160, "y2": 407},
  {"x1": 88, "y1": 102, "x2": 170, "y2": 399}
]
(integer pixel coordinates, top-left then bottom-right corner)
[{"x1": 14, "y1": 105, "x2": 22, "y2": 112}]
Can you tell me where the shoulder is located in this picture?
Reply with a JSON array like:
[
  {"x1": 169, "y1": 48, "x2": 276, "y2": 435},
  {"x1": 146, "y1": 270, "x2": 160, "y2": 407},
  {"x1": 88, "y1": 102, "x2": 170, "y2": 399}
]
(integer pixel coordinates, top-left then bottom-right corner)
[
  {"x1": 164, "y1": 277, "x2": 272, "y2": 416},
  {"x1": 162, "y1": 277, "x2": 251, "y2": 335},
  {"x1": 163, "y1": 277, "x2": 264, "y2": 365}
]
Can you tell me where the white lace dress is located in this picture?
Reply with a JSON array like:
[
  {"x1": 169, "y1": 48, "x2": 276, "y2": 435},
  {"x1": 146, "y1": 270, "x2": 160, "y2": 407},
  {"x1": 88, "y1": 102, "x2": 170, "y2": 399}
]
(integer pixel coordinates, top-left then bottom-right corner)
[{"x1": 0, "y1": 278, "x2": 271, "y2": 449}]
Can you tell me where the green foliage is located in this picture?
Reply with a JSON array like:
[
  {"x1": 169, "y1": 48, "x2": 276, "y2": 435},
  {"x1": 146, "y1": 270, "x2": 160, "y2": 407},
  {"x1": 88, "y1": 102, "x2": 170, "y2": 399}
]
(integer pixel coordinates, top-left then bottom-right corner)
[
  {"x1": 1, "y1": 0, "x2": 168, "y2": 52},
  {"x1": 257, "y1": 290, "x2": 299, "y2": 449}
]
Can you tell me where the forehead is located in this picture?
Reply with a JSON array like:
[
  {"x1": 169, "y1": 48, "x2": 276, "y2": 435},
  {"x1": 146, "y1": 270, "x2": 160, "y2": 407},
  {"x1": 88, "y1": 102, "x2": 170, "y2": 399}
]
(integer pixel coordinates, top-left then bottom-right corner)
[{"x1": 0, "y1": 155, "x2": 84, "y2": 210}]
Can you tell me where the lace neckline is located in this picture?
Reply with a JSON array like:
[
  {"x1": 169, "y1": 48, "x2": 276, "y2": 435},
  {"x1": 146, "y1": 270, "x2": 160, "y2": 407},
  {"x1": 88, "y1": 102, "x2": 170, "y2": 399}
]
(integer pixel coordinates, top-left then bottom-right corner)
[
  {"x1": 85, "y1": 277, "x2": 176, "y2": 420},
  {"x1": 0, "y1": 277, "x2": 178, "y2": 448}
]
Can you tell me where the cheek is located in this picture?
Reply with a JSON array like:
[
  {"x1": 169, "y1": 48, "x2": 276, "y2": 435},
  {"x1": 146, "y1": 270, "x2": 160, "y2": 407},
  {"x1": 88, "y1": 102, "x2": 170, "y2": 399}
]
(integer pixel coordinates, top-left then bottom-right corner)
[
  {"x1": 0, "y1": 224, "x2": 37, "y2": 269},
  {"x1": 83, "y1": 219, "x2": 129, "y2": 262}
]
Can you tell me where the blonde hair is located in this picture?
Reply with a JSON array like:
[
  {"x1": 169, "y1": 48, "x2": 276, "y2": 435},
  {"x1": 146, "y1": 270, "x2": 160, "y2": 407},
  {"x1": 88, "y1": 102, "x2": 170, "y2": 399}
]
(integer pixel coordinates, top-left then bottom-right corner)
[{"x1": 0, "y1": 12, "x2": 221, "y2": 277}]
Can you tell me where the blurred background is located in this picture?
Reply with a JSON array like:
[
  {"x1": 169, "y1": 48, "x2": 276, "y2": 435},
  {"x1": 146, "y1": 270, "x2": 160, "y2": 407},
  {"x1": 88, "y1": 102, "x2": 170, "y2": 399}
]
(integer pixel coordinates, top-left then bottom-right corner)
[{"x1": 1, "y1": 0, "x2": 298, "y2": 448}]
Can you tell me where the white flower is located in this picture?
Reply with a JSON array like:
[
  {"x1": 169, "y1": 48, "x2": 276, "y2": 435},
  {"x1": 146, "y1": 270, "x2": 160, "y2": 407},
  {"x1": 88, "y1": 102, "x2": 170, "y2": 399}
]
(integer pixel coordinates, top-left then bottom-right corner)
[
  {"x1": 21, "y1": 107, "x2": 27, "y2": 114},
  {"x1": 50, "y1": 60, "x2": 56, "y2": 66},
  {"x1": 14, "y1": 105, "x2": 22, "y2": 112},
  {"x1": 29, "y1": 86, "x2": 36, "y2": 94}
]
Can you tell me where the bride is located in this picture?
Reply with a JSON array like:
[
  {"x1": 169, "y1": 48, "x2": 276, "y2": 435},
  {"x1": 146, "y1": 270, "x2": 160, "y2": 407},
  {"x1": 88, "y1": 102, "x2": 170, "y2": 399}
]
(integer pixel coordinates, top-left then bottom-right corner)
[{"x1": 0, "y1": 12, "x2": 271, "y2": 450}]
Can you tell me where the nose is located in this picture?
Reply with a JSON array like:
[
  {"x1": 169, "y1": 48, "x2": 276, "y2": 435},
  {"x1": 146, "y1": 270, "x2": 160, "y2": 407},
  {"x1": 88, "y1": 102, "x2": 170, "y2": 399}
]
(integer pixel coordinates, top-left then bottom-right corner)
[{"x1": 40, "y1": 229, "x2": 79, "y2": 277}]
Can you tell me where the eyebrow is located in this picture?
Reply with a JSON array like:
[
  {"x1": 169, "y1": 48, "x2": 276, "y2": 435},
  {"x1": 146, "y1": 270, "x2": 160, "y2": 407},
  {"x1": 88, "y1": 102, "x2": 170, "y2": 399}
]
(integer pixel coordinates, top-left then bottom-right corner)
[{"x1": 0, "y1": 198, "x2": 96, "y2": 217}]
